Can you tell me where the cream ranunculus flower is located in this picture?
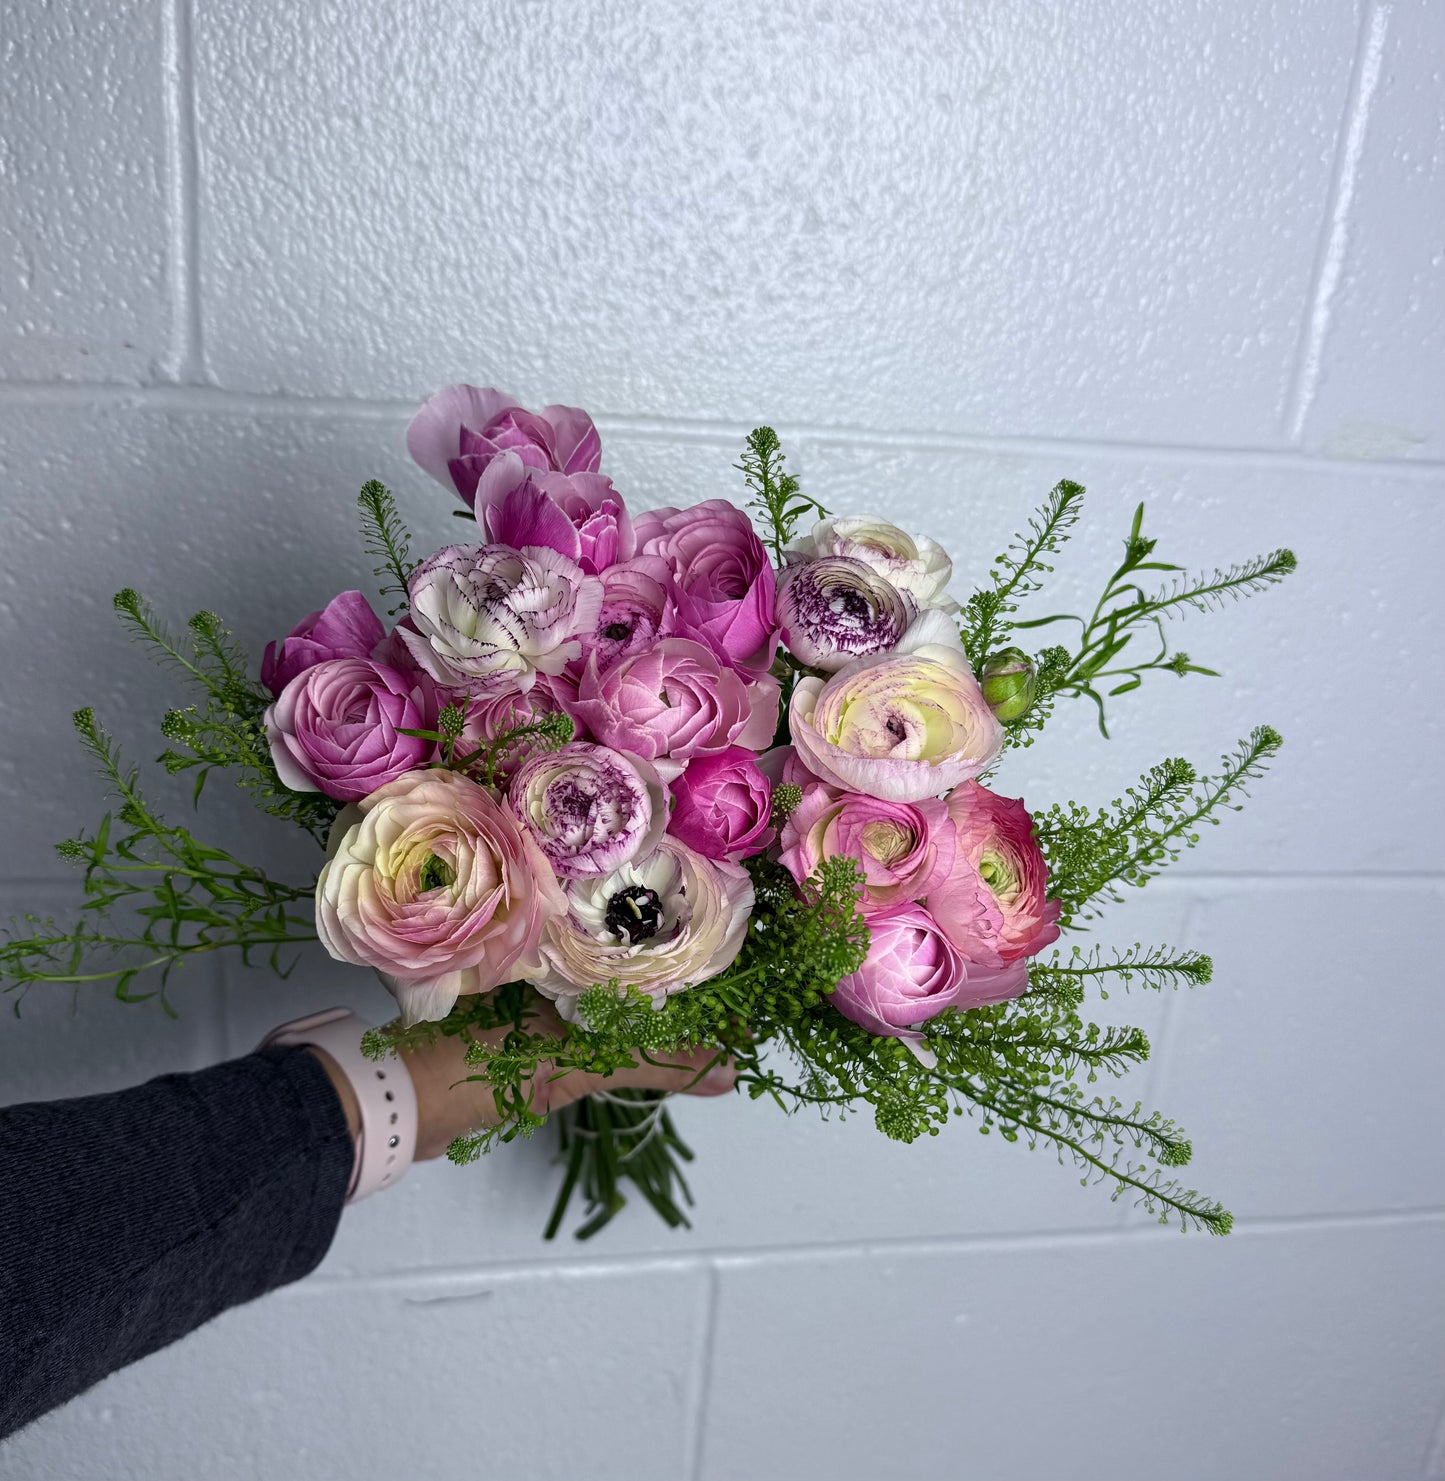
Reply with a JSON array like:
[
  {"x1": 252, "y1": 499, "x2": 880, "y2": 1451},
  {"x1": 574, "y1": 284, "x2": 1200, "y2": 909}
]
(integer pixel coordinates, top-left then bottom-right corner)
[
  {"x1": 527, "y1": 836, "x2": 754, "y2": 1017},
  {"x1": 315, "y1": 768, "x2": 566, "y2": 1026},
  {"x1": 787, "y1": 515, "x2": 958, "y2": 613},
  {"x1": 789, "y1": 645, "x2": 1003, "y2": 803}
]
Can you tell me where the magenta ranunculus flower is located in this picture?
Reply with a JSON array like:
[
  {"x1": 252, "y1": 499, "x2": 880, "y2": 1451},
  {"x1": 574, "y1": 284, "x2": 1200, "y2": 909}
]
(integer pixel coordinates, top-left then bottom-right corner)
[
  {"x1": 506, "y1": 742, "x2": 666, "y2": 879},
  {"x1": 400, "y1": 543, "x2": 603, "y2": 693},
  {"x1": 568, "y1": 555, "x2": 681, "y2": 674},
  {"x1": 564, "y1": 637, "x2": 777, "y2": 782},
  {"x1": 316, "y1": 769, "x2": 566, "y2": 1026},
  {"x1": 406, "y1": 384, "x2": 602, "y2": 506},
  {"x1": 528, "y1": 836, "x2": 754, "y2": 1015},
  {"x1": 927, "y1": 781, "x2": 1061, "y2": 1005},
  {"x1": 780, "y1": 784, "x2": 954, "y2": 910},
  {"x1": 261, "y1": 590, "x2": 386, "y2": 696},
  {"x1": 668, "y1": 746, "x2": 775, "y2": 862},
  {"x1": 635, "y1": 499, "x2": 778, "y2": 672},
  {"x1": 473, "y1": 452, "x2": 636, "y2": 574},
  {"x1": 829, "y1": 903, "x2": 967, "y2": 1050},
  {"x1": 264, "y1": 658, "x2": 432, "y2": 802},
  {"x1": 790, "y1": 645, "x2": 1003, "y2": 803}
]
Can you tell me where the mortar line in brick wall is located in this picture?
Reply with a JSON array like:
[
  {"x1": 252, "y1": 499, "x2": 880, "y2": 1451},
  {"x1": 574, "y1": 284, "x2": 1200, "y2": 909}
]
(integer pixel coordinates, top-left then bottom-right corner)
[
  {"x1": 1282, "y1": 1, "x2": 1392, "y2": 445},
  {"x1": 1422, "y1": 1391, "x2": 1445, "y2": 1481},
  {"x1": 681, "y1": 1264, "x2": 720, "y2": 1481},
  {"x1": 292, "y1": 1206, "x2": 1445, "y2": 1294},
  {"x1": 0, "y1": 380, "x2": 1440, "y2": 481},
  {"x1": 160, "y1": 0, "x2": 206, "y2": 384}
]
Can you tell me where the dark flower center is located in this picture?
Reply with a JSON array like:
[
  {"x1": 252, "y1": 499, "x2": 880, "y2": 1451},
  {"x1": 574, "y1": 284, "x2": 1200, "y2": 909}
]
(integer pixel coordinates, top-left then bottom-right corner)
[
  {"x1": 604, "y1": 885, "x2": 665, "y2": 944},
  {"x1": 602, "y1": 620, "x2": 634, "y2": 641},
  {"x1": 834, "y1": 587, "x2": 873, "y2": 621}
]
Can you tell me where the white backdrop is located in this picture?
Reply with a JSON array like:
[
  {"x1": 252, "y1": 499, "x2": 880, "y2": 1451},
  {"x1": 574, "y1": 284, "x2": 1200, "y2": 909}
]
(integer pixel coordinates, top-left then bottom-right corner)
[{"x1": 2, "y1": 3, "x2": 1442, "y2": 1478}]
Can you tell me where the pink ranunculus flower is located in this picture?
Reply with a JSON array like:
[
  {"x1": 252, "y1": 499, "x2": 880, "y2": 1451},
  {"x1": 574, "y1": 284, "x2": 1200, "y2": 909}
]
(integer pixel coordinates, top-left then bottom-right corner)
[
  {"x1": 927, "y1": 782, "x2": 1061, "y2": 1004},
  {"x1": 568, "y1": 555, "x2": 681, "y2": 675},
  {"x1": 668, "y1": 746, "x2": 775, "y2": 862},
  {"x1": 528, "y1": 836, "x2": 753, "y2": 1016},
  {"x1": 789, "y1": 646, "x2": 1004, "y2": 803},
  {"x1": 635, "y1": 500, "x2": 778, "y2": 672},
  {"x1": 261, "y1": 590, "x2": 386, "y2": 696},
  {"x1": 779, "y1": 784, "x2": 955, "y2": 910},
  {"x1": 315, "y1": 768, "x2": 566, "y2": 1026},
  {"x1": 506, "y1": 742, "x2": 666, "y2": 879},
  {"x1": 264, "y1": 658, "x2": 432, "y2": 803},
  {"x1": 407, "y1": 384, "x2": 602, "y2": 506},
  {"x1": 446, "y1": 677, "x2": 567, "y2": 780},
  {"x1": 829, "y1": 903, "x2": 967, "y2": 1051},
  {"x1": 400, "y1": 543, "x2": 603, "y2": 693},
  {"x1": 564, "y1": 637, "x2": 776, "y2": 782},
  {"x1": 788, "y1": 515, "x2": 958, "y2": 613},
  {"x1": 474, "y1": 452, "x2": 636, "y2": 574}
]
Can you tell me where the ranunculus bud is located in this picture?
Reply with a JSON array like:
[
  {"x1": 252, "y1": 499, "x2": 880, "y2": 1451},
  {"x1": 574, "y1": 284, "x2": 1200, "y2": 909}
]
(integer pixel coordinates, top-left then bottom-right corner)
[{"x1": 979, "y1": 648, "x2": 1038, "y2": 723}]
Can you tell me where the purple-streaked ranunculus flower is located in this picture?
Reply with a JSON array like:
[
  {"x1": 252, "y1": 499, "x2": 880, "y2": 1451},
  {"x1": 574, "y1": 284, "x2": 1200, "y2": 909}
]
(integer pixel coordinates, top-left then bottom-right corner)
[
  {"x1": 564, "y1": 637, "x2": 777, "y2": 782},
  {"x1": 829, "y1": 903, "x2": 967, "y2": 1053},
  {"x1": 635, "y1": 500, "x2": 778, "y2": 671},
  {"x1": 780, "y1": 784, "x2": 954, "y2": 910},
  {"x1": 777, "y1": 559, "x2": 965, "y2": 672},
  {"x1": 261, "y1": 591, "x2": 386, "y2": 696},
  {"x1": 474, "y1": 452, "x2": 635, "y2": 574},
  {"x1": 528, "y1": 836, "x2": 753, "y2": 1016},
  {"x1": 789, "y1": 646, "x2": 1003, "y2": 803},
  {"x1": 789, "y1": 515, "x2": 957, "y2": 613},
  {"x1": 407, "y1": 384, "x2": 601, "y2": 506},
  {"x1": 506, "y1": 742, "x2": 666, "y2": 879},
  {"x1": 926, "y1": 781, "x2": 1060, "y2": 1004},
  {"x1": 264, "y1": 658, "x2": 431, "y2": 802},
  {"x1": 315, "y1": 768, "x2": 566, "y2": 1026},
  {"x1": 668, "y1": 746, "x2": 775, "y2": 862},
  {"x1": 400, "y1": 543, "x2": 603, "y2": 693}
]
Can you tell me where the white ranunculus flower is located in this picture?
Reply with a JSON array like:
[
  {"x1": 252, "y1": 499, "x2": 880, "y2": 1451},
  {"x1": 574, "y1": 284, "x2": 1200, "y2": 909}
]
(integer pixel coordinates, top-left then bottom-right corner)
[
  {"x1": 400, "y1": 542, "x2": 603, "y2": 691},
  {"x1": 787, "y1": 516, "x2": 958, "y2": 613},
  {"x1": 527, "y1": 836, "x2": 754, "y2": 1016}
]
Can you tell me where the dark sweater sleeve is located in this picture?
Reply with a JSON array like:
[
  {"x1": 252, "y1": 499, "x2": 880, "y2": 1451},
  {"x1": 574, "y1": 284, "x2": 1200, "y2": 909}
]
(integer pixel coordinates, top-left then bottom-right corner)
[{"x1": 0, "y1": 1046, "x2": 355, "y2": 1439}]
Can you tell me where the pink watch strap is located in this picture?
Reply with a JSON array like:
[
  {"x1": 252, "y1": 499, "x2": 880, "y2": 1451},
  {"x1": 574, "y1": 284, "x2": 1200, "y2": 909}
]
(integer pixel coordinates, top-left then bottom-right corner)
[{"x1": 259, "y1": 1008, "x2": 418, "y2": 1204}]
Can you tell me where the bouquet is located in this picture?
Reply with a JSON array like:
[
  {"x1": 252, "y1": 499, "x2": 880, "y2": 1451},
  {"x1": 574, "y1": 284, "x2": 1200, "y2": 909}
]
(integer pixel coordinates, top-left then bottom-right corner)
[{"x1": 1, "y1": 384, "x2": 1295, "y2": 1239}]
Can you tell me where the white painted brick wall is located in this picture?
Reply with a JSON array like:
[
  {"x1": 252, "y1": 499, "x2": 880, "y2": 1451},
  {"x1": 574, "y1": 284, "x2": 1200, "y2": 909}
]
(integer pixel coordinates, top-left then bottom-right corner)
[{"x1": 1, "y1": 3, "x2": 1441, "y2": 1477}]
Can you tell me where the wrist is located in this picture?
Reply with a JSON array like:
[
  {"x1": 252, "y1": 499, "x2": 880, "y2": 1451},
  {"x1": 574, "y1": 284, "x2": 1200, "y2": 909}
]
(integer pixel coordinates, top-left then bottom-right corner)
[{"x1": 306, "y1": 1047, "x2": 362, "y2": 1144}]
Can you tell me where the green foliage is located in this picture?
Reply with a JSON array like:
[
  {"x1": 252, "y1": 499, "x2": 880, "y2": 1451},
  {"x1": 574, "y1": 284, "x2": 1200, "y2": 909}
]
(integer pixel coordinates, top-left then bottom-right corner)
[
  {"x1": 400, "y1": 699, "x2": 575, "y2": 787},
  {"x1": 115, "y1": 589, "x2": 342, "y2": 844},
  {"x1": 1028, "y1": 943, "x2": 1214, "y2": 1001},
  {"x1": 961, "y1": 479, "x2": 1084, "y2": 665},
  {"x1": 738, "y1": 426, "x2": 827, "y2": 566},
  {"x1": 357, "y1": 479, "x2": 416, "y2": 616},
  {"x1": 1012, "y1": 503, "x2": 1296, "y2": 736},
  {"x1": 1, "y1": 711, "x2": 316, "y2": 1010},
  {"x1": 1038, "y1": 727, "x2": 1283, "y2": 927}
]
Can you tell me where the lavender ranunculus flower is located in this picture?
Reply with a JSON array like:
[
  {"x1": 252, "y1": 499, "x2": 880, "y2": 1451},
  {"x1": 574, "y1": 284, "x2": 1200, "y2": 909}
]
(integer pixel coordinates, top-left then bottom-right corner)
[
  {"x1": 667, "y1": 746, "x2": 775, "y2": 862},
  {"x1": 261, "y1": 590, "x2": 386, "y2": 696},
  {"x1": 828, "y1": 903, "x2": 968, "y2": 1057},
  {"x1": 264, "y1": 658, "x2": 432, "y2": 802},
  {"x1": 400, "y1": 543, "x2": 603, "y2": 693},
  {"x1": 506, "y1": 742, "x2": 667, "y2": 879},
  {"x1": 407, "y1": 384, "x2": 602, "y2": 506},
  {"x1": 528, "y1": 836, "x2": 754, "y2": 1016}
]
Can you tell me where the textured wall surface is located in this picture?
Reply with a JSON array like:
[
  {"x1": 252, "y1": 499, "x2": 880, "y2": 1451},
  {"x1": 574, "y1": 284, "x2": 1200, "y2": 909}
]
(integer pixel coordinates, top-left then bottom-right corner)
[{"x1": 2, "y1": 3, "x2": 1442, "y2": 1478}]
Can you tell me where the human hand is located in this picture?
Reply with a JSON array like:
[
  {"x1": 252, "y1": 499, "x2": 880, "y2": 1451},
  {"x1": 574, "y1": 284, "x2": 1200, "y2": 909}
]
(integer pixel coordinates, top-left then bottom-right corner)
[{"x1": 312, "y1": 1000, "x2": 736, "y2": 1163}]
